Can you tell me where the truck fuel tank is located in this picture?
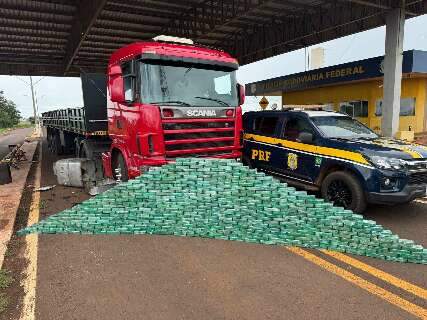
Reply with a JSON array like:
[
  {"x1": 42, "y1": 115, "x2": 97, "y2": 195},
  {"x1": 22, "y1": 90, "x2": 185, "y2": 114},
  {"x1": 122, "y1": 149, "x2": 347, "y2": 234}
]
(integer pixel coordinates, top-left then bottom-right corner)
[
  {"x1": 53, "y1": 158, "x2": 116, "y2": 195},
  {"x1": 53, "y1": 158, "x2": 90, "y2": 187}
]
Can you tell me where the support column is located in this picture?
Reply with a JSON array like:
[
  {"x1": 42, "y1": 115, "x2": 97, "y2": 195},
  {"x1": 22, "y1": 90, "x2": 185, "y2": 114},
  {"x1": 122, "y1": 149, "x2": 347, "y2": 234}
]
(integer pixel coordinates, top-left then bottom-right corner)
[{"x1": 382, "y1": 4, "x2": 405, "y2": 137}]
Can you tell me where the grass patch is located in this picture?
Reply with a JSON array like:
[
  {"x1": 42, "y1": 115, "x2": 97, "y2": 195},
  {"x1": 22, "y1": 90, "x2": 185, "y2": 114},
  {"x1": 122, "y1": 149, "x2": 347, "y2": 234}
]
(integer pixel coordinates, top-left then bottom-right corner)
[
  {"x1": 39, "y1": 199, "x2": 47, "y2": 210},
  {"x1": 0, "y1": 122, "x2": 34, "y2": 135},
  {"x1": 0, "y1": 293, "x2": 8, "y2": 314},
  {"x1": 0, "y1": 270, "x2": 14, "y2": 313},
  {"x1": 0, "y1": 270, "x2": 13, "y2": 290}
]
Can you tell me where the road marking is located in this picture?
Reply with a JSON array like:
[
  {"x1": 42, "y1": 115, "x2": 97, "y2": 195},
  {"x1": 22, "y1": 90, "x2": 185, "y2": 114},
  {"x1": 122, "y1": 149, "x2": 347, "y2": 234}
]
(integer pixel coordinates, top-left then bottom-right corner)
[
  {"x1": 20, "y1": 147, "x2": 41, "y2": 320},
  {"x1": 287, "y1": 247, "x2": 427, "y2": 319},
  {"x1": 321, "y1": 250, "x2": 427, "y2": 300}
]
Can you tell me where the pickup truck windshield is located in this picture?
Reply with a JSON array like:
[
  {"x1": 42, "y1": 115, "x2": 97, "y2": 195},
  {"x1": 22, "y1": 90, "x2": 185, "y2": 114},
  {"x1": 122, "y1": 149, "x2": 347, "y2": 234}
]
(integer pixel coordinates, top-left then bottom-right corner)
[
  {"x1": 311, "y1": 116, "x2": 378, "y2": 139},
  {"x1": 140, "y1": 62, "x2": 238, "y2": 107}
]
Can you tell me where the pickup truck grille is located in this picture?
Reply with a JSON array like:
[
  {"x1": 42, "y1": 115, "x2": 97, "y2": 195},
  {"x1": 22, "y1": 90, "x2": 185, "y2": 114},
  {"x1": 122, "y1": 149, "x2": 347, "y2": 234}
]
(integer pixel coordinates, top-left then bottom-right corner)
[
  {"x1": 162, "y1": 118, "x2": 235, "y2": 157},
  {"x1": 406, "y1": 159, "x2": 427, "y2": 172},
  {"x1": 406, "y1": 159, "x2": 427, "y2": 185},
  {"x1": 408, "y1": 172, "x2": 427, "y2": 185}
]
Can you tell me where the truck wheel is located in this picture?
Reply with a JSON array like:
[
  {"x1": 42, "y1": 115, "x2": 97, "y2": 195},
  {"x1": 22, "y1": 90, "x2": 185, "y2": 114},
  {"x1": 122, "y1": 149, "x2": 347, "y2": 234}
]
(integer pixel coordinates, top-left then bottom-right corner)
[
  {"x1": 74, "y1": 139, "x2": 80, "y2": 157},
  {"x1": 321, "y1": 171, "x2": 367, "y2": 213},
  {"x1": 79, "y1": 143, "x2": 88, "y2": 158},
  {"x1": 112, "y1": 153, "x2": 129, "y2": 182},
  {"x1": 51, "y1": 132, "x2": 63, "y2": 156},
  {"x1": 47, "y1": 136, "x2": 51, "y2": 151}
]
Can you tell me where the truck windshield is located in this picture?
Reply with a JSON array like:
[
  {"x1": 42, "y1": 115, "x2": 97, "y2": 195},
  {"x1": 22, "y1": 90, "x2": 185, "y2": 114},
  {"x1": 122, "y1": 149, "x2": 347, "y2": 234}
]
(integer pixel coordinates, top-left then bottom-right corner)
[
  {"x1": 140, "y1": 62, "x2": 238, "y2": 107},
  {"x1": 311, "y1": 116, "x2": 378, "y2": 139}
]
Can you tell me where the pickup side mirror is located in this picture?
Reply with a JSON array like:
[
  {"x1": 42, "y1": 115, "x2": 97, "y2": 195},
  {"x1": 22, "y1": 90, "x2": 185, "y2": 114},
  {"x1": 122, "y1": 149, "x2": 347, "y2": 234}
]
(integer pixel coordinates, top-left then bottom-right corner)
[
  {"x1": 297, "y1": 132, "x2": 313, "y2": 144},
  {"x1": 237, "y1": 84, "x2": 245, "y2": 105}
]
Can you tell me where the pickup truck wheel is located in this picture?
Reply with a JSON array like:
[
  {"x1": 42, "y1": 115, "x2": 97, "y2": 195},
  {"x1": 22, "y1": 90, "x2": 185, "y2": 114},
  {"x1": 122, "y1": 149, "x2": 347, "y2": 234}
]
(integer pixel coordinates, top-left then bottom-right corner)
[
  {"x1": 112, "y1": 153, "x2": 129, "y2": 182},
  {"x1": 321, "y1": 171, "x2": 367, "y2": 213}
]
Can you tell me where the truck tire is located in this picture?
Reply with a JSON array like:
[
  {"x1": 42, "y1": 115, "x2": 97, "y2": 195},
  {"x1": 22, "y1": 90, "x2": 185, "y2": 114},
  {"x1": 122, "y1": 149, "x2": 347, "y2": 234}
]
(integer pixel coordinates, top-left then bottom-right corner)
[
  {"x1": 112, "y1": 152, "x2": 129, "y2": 182},
  {"x1": 47, "y1": 132, "x2": 52, "y2": 151},
  {"x1": 321, "y1": 171, "x2": 367, "y2": 214},
  {"x1": 79, "y1": 142, "x2": 90, "y2": 158},
  {"x1": 74, "y1": 139, "x2": 81, "y2": 157},
  {"x1": 51, "y1": 131, "x2": 63, "y2": 156}
]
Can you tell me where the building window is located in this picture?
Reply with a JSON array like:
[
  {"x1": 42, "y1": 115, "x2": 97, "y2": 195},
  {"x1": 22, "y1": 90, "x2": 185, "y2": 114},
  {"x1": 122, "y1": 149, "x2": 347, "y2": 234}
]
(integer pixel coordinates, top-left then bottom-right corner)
[
  {"x1": 339, "y1": 101, "x2": 368, "y2": 117},
  {"x1": 375, "y1": 98, "x2": 416, "y2": 116},
  {"x1": 400, "y1": 98, "x2": 416, "y2": 116}
]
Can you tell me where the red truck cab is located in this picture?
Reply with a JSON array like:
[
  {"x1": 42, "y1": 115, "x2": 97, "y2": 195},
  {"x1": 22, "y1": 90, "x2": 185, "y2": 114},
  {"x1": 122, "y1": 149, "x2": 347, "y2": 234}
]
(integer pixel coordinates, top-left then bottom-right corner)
[{"x1": 102, "y1": 36, "x2": 244, "y2": 181}]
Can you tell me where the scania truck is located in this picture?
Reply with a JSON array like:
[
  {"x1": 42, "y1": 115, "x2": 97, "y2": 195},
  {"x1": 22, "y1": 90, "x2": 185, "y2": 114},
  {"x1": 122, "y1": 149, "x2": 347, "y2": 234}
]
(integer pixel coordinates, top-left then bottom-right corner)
[{"x1": 42, "y1": 36, "x2": 244, "y2": 186}]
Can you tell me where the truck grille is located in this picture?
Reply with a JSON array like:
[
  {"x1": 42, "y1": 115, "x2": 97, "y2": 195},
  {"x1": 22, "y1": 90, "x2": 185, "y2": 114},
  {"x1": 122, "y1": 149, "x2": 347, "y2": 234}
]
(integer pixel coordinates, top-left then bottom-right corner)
[{"x1": 162, "y1": 118, "x2": 235, "y2": 157}]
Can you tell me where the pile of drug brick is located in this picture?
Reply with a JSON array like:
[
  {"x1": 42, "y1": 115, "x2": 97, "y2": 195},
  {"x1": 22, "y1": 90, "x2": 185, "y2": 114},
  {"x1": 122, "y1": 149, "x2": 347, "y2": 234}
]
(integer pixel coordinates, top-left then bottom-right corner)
[{"x1": 18, "y1": 158, "x2": 427, "y2": 264}]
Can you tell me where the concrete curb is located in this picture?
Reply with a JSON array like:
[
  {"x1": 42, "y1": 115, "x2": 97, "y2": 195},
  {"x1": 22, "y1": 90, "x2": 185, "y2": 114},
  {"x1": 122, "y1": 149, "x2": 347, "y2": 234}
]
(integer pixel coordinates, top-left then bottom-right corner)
[{"x1": 0, "y1": 130, "x2": 40, "y2": 269}]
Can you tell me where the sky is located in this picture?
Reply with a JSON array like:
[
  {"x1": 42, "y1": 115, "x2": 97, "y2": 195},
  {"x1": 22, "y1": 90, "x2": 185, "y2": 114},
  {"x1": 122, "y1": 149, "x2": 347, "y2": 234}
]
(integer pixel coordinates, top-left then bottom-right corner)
[{"x1": 1, "y1": 14, "x2": 427, "y2": 118}]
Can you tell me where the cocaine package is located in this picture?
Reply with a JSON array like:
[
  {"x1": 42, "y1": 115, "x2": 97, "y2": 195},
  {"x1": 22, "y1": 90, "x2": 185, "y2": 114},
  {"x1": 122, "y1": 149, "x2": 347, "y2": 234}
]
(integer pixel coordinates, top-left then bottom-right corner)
[{"x1": 18, "y1": 158, "x2": 427, "y2": 264}]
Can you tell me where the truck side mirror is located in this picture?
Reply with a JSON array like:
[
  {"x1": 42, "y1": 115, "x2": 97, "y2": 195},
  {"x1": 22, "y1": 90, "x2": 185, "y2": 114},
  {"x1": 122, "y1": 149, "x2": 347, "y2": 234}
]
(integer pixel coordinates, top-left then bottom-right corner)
[
  {"x1": 110, "y1": 75, "x2": 125, "y2": 103},
  {"x1": 238, "y1": 84, "x2": 245, "y2": 105},
  {"x1": 297, "y1": 132, "x2": 313, "y2": 144}
]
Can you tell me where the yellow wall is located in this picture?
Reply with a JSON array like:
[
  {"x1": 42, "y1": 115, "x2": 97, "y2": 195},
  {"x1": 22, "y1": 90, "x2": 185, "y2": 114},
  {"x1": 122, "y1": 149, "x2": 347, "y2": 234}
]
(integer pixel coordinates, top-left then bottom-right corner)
[{"x1": 282, "y1": 77, "x2": 427, "y2": 133}]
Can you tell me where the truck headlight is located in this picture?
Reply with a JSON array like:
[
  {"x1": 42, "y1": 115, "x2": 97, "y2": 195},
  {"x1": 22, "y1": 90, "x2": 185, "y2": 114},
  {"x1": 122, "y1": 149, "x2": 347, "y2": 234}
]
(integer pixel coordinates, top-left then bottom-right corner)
[{"x1": 369, "y1": 156, "x2": 405, "y2": 170}]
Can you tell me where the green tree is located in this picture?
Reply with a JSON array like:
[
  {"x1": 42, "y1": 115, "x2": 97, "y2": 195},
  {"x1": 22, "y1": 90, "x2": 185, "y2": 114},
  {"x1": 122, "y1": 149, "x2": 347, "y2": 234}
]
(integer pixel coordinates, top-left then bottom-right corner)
[{"x1": 0, "y1": 91, "x2": 21, "y2": 128}]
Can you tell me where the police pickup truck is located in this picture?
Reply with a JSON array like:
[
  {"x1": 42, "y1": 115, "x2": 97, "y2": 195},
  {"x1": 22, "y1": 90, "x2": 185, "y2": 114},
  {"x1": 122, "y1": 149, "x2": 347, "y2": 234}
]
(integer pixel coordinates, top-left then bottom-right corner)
[{"x1": 242, "y1": 110, "x2": 427, "y2": 213}]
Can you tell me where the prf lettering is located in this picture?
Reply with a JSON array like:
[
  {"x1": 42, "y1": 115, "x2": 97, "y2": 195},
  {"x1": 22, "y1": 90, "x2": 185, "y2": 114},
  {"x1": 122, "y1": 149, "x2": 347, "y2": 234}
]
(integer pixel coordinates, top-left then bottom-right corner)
[{"x1": 251, "y1": 149, "x2": 271, "y2": 161}]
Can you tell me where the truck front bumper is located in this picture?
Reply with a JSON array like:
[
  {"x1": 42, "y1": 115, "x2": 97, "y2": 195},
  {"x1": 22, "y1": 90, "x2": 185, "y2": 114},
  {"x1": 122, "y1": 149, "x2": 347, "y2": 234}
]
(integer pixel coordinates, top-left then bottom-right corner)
[{"x1": 366, "y1": 184, "x2": 426, "y2": 205}]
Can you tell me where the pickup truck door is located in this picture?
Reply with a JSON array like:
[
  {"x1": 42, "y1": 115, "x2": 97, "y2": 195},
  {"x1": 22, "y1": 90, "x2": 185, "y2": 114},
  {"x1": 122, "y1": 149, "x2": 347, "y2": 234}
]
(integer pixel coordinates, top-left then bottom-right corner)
[
  {"x1": 278, "y1": 114, "x2": 318, "y2": 183},
  {"x1": 244, "y1": 115, "x2": 284, "y2": 171}
]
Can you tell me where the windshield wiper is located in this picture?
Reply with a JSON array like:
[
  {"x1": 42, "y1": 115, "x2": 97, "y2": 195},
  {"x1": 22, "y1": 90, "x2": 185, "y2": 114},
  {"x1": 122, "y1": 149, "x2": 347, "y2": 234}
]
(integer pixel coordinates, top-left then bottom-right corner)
[
  {"x1": 194, "y1": 96, "x2": 230, "y2": 107},
  {"x1": 357, "y1": 136, "x2": 377, "y2": 140},
  {"x1": 149, "y1": 100, "x2": 192, "y2": 107},
  {"x1": 329, "y1": 137, "x2": 354, "y2": 141}
]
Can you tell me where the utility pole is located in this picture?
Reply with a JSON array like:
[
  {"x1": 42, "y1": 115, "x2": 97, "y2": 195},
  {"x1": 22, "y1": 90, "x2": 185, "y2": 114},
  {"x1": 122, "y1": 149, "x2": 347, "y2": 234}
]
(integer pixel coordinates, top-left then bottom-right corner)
[
  {"x1": 14, "y1": 76, "x2": 44, "y2": 127},
  {"x1": 29, "y1": 76, "x2": 39, "y2": 125}
]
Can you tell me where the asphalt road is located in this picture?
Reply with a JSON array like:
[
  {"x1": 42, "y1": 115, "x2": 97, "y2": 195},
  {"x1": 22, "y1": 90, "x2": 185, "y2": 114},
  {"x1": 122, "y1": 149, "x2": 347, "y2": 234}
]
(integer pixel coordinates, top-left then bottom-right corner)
[
  {"x1": 0, "y1": 127, "x2": 33, "y2": 159},
  {"x1": 15, "y1": 137, "x2": 427, "y2": 319}
]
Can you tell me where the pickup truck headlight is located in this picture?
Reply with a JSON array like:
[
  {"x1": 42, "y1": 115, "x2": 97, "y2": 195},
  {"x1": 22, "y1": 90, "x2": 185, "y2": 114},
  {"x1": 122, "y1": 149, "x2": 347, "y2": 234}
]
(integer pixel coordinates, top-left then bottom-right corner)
[{"x1": 369, "y1": 156, "x2": 405, "y2": 170}]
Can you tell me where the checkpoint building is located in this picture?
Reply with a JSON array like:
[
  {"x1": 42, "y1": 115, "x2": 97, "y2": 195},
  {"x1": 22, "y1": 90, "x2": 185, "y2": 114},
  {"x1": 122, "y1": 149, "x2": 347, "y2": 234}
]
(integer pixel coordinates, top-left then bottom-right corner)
[{"x1": 246, "y1": 50, "x2": 427, "y2": 135}]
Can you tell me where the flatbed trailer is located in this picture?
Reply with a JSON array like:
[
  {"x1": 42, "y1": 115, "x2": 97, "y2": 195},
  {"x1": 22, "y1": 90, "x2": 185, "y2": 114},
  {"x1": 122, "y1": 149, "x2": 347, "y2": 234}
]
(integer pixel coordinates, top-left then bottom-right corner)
[{"x1": 43, "y1": 73, "x2": 110, "y2": 154}]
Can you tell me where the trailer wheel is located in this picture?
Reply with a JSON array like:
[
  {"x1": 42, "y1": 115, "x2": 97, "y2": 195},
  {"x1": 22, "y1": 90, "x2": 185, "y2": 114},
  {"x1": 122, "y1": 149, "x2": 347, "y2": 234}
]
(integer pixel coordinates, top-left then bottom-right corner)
[
  {"x1": 321, "y1": 171, "x2": 366, "y2": 214},
  {"x1": 74, "y1": 139, "x2": 80, "y2": 157},
  {"x1": 112, "y1": 152, "x2": 129, "y2": 182},
  {"x1": 79, "y1": 143, "x2": 89, "y2": 158},
  {"x1": 51, "y1": 131, "x2": 63, "y2": 156}
]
